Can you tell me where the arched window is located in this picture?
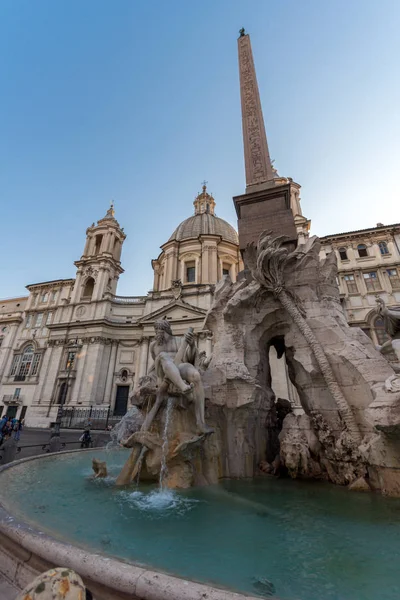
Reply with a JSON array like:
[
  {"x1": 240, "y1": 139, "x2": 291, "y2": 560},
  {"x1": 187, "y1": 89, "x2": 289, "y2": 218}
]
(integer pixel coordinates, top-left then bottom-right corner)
[
  {"x1": 379, "y1": 241, "x2": 389, "y2": 255},
  {"x1": 10, "y1": 344, "x2": 41, "y2": 381},
  {"x1": 82, "y1": 277, "x2": 95, "y2": 300},
  {"x1": 19, "y1": 345, "x2": 34, "y2": 377},
  {"x1": 357, "y1": 244, "x2": 368, "y2": 258},
  {"x1": 57, "y1": 382, "x2": 68, "y2": 405},
  {"x1": 222, "y1": 262, "x2": 231, "y2": 277},
  {"x1": 94, "y1": 235, "x2": 103, "y2": 255},
  {"x1": 338, "y1": 247, "x2": 348, "y2": 261}
]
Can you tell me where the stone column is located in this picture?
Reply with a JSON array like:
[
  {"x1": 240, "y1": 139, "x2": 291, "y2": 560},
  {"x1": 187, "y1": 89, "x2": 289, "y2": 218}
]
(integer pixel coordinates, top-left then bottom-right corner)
[
  {"x1": 103, "y1": 342, "x2": 118, "y2": 405},
  {"x1": 70, "y1": 270, "x2": 83, "y2": 304},
  {"x1": 82, "y1": 236, "x2": 91, "y2": 257},
  {"x1": 72, "y1": 342, "x2": 89, "y2": 405},
  {"x1": 0, "y1": 322, "x2": 19, "y2": 380},
  {"x1": 201, "y1": 245, "x2": 209, "y2": 284},
  {"x1": 93, "y1": 269, "x2": 108, "y2": 301},
  {"x1": 133, "y1": 342, "x2": 142, "y2": 388},
  {"x1": 210, "y1": 246, "x2": 218, "y2": 284},
  {"x1": 138, "y1": 337, "x2": 150, "y2": 379}
]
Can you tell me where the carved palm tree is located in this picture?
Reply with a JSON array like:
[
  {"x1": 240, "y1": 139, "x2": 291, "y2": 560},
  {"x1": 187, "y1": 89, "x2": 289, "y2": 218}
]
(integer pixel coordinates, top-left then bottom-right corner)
[{"x1": 248, "y1": 232, "x2": 361, "y2": 444}]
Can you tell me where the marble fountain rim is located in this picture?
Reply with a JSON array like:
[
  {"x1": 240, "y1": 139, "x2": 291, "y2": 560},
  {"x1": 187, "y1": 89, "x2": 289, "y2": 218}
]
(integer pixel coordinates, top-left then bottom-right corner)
[{"x1": 0, "y1": 449, "x2": 263, "y2": 600}]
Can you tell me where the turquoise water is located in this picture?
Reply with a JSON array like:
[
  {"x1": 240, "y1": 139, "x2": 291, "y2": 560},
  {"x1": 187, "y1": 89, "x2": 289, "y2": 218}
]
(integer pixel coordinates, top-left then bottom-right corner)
[{"x1": 1, "y1": 450, "x2": 400, "y2": 600}]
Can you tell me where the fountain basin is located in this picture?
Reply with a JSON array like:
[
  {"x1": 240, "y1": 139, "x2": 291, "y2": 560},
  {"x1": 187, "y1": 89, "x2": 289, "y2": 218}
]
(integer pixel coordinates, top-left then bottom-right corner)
[
  {"x1": 0, "y1": 450, "x2": 258, "y2": 600},
  {"x1": 1, "y1": 450, "x2": 400, "y2": 600}
]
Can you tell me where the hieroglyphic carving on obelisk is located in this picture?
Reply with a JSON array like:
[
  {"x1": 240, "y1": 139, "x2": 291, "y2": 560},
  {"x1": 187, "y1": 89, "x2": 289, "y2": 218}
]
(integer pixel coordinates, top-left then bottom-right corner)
[{"x1": 238, "y1": 31, "x2": 274, "y2": 190}]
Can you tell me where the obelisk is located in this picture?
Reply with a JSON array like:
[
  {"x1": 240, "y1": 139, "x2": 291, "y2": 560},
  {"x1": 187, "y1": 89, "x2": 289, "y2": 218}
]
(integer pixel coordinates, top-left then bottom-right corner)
[{"x1": 233, "y1": 29, "x2": 298, "y2": 253}]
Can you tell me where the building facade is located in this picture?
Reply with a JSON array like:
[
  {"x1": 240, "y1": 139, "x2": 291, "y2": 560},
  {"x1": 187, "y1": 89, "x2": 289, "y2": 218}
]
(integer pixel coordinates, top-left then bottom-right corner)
[{"x1": 320, "y1": 224, "x2": 400, "y2": 348}]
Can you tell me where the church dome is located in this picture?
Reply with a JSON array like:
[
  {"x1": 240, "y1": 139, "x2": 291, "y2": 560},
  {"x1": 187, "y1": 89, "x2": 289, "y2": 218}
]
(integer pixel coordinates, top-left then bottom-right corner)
[
  {"x1": 168, "y1": 184, "x2": 238, "y2": 245},
  {"x1": 169, "y1": 213, "x2": 238, "y2": 244}
]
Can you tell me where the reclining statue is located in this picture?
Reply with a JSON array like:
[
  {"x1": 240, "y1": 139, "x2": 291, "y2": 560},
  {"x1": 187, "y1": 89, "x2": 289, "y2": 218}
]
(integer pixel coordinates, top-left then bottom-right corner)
[
  {"x1": 149, "y1": 318, "x2": 213, "y2": 435},
  {"x1": 115, "y1": 319, "x2": 213, "y2": 486}
]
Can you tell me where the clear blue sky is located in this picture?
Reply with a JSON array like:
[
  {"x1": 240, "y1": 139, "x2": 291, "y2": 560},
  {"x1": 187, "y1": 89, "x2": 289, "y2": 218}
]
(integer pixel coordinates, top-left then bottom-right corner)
[{"x1": 1, "y1": 0, "x2": 399, "y2": 299}]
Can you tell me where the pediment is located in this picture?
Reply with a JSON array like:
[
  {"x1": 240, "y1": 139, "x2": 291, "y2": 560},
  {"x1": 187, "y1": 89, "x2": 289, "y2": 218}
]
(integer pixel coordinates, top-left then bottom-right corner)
[{"x1": 138, "y1": 300, "x2": 207, "y2": 326}]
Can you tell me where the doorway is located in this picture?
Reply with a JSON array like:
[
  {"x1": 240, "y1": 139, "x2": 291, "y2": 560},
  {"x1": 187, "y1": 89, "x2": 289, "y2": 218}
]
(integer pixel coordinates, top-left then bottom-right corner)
[
  {"x1": 6, "y1": 405, "x2": 18, "y2": 419},
  {"x1": 114, "y1": 385, "x2": 129, "y2": 416}
]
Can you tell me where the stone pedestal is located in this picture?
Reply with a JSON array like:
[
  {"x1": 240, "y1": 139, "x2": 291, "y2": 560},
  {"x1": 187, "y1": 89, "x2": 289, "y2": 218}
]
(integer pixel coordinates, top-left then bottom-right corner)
[{"x1": 233, "y1": 182, "x2": 297, "y2": 252}]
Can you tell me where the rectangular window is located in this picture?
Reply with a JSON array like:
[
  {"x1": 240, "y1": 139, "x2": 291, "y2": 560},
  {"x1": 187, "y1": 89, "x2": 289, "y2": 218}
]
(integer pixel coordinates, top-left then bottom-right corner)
[
  {"x1": 31, "y1": 354, "x2": 41, "y2": 376},
  {"x1": 51, "y1": 291, "x2": 58, "y2": 302},
  {"x1": 222, "y1": 263, "x2": 230, "y2": 277},
  {"x1": 344, "y1": 274, "x2": 358, "y2": 294},
  {"x1": 46, "y1": 312, "x2": 53, "y2": 325},
  {"x1": 25, "y1": 314, "x2": 32, "y2": 328},
  {"x1": 387, "y1": 268, "x2": 400, "y2": 290},
  {"x1": 13, "y1": 388, "x2": 21, "y2": 399},
  {"x1": 186, "y1": 262, "x2": 196, "y2": 283},
  {"x1": 35, "y1": 313, "x2": 43, "y2": 327},
  {"x1": 10, "y1": 355, "x2": 20, "y2": 376},
  {"x1": 363, "y1": 271, "x2": 381, "y2": 292},
  {"x1": 66, "y1": 351, "x2": 76, "y2": 370},
  {"x1": 40, "y1": 292, "x2": 48, "y2": 303}
]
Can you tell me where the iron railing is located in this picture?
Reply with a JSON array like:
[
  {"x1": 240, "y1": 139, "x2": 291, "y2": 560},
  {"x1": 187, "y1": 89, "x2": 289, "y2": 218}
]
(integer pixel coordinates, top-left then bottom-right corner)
[{"x1": 59, "y1": 405, "x2": 123, "y2": 430}]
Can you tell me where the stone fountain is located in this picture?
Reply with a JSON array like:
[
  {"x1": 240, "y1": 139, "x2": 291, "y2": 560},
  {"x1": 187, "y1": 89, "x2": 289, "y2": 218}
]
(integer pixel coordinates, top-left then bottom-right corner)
[{"x1": 113, "y1": 231, "x2": 400, "y2": 496}]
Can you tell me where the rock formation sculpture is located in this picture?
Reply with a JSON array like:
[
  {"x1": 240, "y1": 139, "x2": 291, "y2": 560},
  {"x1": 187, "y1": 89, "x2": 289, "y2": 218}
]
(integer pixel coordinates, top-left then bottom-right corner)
[
  {"x1": 201, "y1": 231, "x2": 400, "y2": 494},
  {"x1": 111, "y1": 233, "x2": 400, "y2": 494}
]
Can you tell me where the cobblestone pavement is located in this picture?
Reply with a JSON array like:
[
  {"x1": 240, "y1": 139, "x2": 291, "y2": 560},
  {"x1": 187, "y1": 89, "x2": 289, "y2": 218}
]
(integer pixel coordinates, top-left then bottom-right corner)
[{"x1": 0, "y1": 572, "x2": 19, "y2": 599}]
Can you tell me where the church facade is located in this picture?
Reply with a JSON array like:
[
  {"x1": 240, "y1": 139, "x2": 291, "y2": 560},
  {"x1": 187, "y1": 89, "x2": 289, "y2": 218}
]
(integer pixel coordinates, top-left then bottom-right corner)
[{"x1": 0, "y1": 187, "x2": 244, "y2": 427}]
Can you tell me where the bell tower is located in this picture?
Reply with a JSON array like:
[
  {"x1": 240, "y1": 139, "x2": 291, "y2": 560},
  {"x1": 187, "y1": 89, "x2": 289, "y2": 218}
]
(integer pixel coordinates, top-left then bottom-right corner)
[{"x1": 71, "y1": 203, "x2": 126, "y2": 304}]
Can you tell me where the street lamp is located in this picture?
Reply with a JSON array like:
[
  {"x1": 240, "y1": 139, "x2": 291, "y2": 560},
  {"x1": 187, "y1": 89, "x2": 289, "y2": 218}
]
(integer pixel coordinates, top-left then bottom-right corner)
[{"x1": 52, "y1": 338, "x2": 79, "y2": 438}]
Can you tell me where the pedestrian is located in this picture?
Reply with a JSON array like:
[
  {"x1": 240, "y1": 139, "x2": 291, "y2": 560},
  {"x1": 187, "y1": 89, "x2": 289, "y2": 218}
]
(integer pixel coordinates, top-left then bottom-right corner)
[
  {"x1": 13, "y1": 419, "x2": 22, "y2": 441},
  {"x1": 79, "y1": 427, "x2": 92, "y2": 449},
  {"x1": 3, "y1": 419, "x2": 13, "y2": 437},
  {"x1": 0, "y1": 415, "x2": 7, "y2": 444}
]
